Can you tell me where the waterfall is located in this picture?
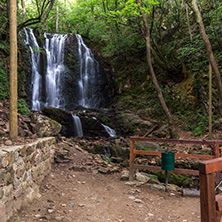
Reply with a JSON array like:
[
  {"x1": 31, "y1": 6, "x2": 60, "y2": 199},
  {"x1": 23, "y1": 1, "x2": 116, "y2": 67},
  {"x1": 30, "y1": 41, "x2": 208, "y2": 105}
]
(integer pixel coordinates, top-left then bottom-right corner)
[
  {"x1": 71, "y1": 114, "x2": 83, "y2": 137},
  {"x1": 24, "y1": 29, "x2": 42, "y2": 111},
  {"x1": 101, "y1": 124, "x2": 116, "y2": 137},
  {"x1": 44, "y1": 33, "x2": 67, "y2": 109},
  {"x1": 23, "y1": 29, "x2": 112, "y2": 137},
  {"x1": 92, "y1": 116, "x2": 116, "y2": 137},
  {"x1": 24, "y1": 30, "x2": 104, "y2": 111},
  {"x1": 76, "y1": 34, "x2": 101, "y2": 108}
]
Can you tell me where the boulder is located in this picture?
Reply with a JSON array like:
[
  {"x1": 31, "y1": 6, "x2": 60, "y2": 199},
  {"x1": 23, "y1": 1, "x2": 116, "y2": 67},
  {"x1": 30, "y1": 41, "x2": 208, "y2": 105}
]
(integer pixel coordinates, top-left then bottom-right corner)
[
  {"x1": 42, "y1": 107, "x2": 110, "y2": 137},
  {"x1": 32, "y1": 113, "x2": 62, "y2": 137},
  {"x1": 42, "y1": 107, "x2": 74, "y2": 137}
]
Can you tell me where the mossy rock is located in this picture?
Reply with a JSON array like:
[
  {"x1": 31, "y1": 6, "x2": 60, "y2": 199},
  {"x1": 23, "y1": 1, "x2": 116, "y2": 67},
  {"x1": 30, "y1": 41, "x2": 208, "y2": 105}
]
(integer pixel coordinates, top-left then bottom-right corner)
[
  {"x1": 154, "y1": 171, "x2": 193, "y2": 187},
  {"x1": 134, "y1": 141, "x2": 162, "y2": 151},
  {"x1": 42, "y1": 107, "x2": 75, "y2": 137}
]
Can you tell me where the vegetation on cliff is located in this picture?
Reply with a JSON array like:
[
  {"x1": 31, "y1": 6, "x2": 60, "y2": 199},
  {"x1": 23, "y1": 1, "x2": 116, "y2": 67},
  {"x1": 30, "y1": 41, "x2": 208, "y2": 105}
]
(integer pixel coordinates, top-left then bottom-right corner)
[{"x1": 0, "y1": 0, "x2": 222, "y2": 136}]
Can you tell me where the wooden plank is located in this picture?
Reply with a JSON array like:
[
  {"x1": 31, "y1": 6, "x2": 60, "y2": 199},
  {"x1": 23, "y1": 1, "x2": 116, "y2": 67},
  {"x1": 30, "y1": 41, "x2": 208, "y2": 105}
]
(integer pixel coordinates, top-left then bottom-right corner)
[
  {"x1": 216, "y1": 194, "x2": 222, "y2": 212},
  {"x1": 213, "y1": 144, "x2": 220, "y2": 158},
  {"x1": 133, "y1": 150, "x2": 162, "y2": 156},
  {"x1": 129, "y1": 139, "x2": 135, "y2": 181},
  {"x1": 199, "y1": 158, "x2": 222, "y2": 174},
  {"x1": 199, "y1": 172, "x2": 217, "y2": 222},
  {"x1": 133, "y1": 164, "x2": 162, "y2": 171},
  {"x1": 133, "y1": 164, "x2": 199, "y2": 176},
  {"x1": 173, "y1": 168, "x2": 199, "y2": 176},
  {"x1": 130, "y1": 137, "x2": 222, "y2": 145},
  {"x1": 175, "y1": 153, "x2": 213, "y2": 160},
  {"x1": 133, "y1": 149, "x2": 213, "y2": 160},
  {"x1": 216, "y1": 211, "x2": 222, "y2": 222}
]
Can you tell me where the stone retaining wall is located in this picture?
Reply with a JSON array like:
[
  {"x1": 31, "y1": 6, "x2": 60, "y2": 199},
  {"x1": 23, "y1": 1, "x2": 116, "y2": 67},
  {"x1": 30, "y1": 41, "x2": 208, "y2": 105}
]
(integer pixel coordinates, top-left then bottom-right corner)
[{"x1": 0, "y1": 137, "x2": 55, "y2": 222}]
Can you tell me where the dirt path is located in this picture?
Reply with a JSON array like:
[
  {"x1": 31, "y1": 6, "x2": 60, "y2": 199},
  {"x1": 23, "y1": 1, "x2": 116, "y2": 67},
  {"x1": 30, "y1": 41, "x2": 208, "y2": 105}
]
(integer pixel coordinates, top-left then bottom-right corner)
[{"x1": 10, "y1": 161, "x2": 200, "y2": 222}]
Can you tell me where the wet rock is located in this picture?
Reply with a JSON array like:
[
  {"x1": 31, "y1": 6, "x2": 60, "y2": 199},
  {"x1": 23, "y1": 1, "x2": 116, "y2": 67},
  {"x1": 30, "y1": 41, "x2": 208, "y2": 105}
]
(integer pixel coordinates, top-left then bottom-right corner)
[
  {"x1": 125, "y1": 181, "x2": 146, "y2": 186},
  {"x1": 135, "y1": 172, "x2": 150, "y2": 183},
  {"x1": 5, "y1": 140, "x2": 12, "y2": 146},
  {"x1": 134, "y1": 141, "x2": 162, "y2": 151},
  {"x1": 98, "y1": 167, "x2": 110, "y2": 174},
  {"x1": 121, "y1": 172, "x2": 129, "y2": 181},
  {"x1": 134, "y1": 199, "x2": 143, "y2": 204},
  {"x1": 109, "y1": 145, "x2": 129, "y2": 160},
  {"x1": 152, "y1": 124, "x2": 170, "y2": 138},
  {"x1": 149, "y1": 184, "x2": 165, "y2": 191},
  {"x1": 18, "y1": 127, "x2": 26, "y2": 137},
  {"x1": 48, "y1": 208, "x2": 54, "y2": 213},
  {"x1": 55, "y1": 216, "x2": 62, "y2": 221},
  {"x1": 0, "y1": 130, "x2": 5, "y2": 135},
  {"x1": 32, "y1": 113, "x2": 62, "y2": 137}
]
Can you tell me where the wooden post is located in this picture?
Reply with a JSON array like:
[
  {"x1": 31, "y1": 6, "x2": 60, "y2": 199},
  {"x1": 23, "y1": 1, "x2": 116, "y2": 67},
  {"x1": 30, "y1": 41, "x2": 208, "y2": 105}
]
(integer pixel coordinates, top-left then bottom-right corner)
[
  {"x1": 129, "y1": 139, "x2": 135, "y2": 180},
  {"x1": 209, "y1": 63, "x2": 212, "y2": 139},
  {"x1": 9, "y1": 0, "x2": 18, "y2": 141},
  {"x1": 199, "y1": 172, "x2": 217, "y2": 222},
  {"x1": 213, "y1": 143, "x2": 221, "y2": 183},
  {"x1": 199, "y1": 158, "x2": 222, "y2": 222}
]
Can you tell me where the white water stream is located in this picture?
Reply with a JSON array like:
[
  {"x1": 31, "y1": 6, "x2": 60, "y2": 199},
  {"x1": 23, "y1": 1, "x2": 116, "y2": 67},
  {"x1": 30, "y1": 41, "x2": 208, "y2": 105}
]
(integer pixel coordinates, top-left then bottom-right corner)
[
  {"x1": 24, "y1": 29, "x2": 115, "y2": 137},
  {"x1": 44, "y1": 33, "x2": 67, "y2": 109},
  {"x1": 72, "y1": 114, "x2": 83, "y2": 137},
  {"x1": 76, "y1": 34, "x2": 100, "y2": 108},
  {"x1": 24, "y1": 28, "x2": 42, "y2": 111}
]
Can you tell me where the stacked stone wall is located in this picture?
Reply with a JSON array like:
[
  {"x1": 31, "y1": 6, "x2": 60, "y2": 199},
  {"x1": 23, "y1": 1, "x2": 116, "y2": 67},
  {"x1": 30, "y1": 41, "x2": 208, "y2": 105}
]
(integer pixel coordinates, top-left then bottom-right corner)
[{"x1": 0, "y1": 137, "x2": 55, "y2": 221}]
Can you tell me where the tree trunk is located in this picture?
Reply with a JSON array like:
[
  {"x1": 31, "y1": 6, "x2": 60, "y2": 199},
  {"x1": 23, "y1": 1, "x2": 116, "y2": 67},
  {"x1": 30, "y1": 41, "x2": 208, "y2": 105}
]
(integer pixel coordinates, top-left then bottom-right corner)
[
  {"x1": 21, "y1": 0, "x2": 26, "y2": 22},
  {"x1": 9, "y1": 0, "x2": 18, "y2": 141},
  {"x1": 136, "y1": 0, "x2": 176, "y2": 137},
  {"x1": 192, "y1": 0, "x2": 222, "y2": 116},
  {"x1": 42, "y1": 0, "x2": 56, "y2": 27},
  {"x1": 56, "y1": 5, "x2": 58, "y2": 33}
]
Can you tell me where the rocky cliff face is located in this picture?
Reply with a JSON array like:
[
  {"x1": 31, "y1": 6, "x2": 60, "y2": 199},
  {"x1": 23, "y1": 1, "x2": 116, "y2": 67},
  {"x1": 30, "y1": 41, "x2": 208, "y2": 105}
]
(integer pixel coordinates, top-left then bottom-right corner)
[{"x1": 19, "y1": 29, "x2": 115, "y2": 111}]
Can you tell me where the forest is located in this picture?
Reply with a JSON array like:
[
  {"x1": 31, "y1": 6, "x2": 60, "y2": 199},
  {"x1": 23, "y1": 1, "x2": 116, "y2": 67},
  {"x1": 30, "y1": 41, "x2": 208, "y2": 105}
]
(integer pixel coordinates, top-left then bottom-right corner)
[
  {"x1": 1, "y1": 1, "x2": 222, "y2": 221},
  {"x1": 0, "y1": 0, "x2": 222, "y2": 137}
]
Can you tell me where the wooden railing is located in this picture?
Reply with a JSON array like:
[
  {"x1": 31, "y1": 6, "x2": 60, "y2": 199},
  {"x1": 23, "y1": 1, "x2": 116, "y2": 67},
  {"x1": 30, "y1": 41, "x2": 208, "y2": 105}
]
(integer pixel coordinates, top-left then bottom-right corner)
[
  {"x1": 199, "y1": 158, "x2": 222, "y2": 222},
  {"x1": 129, "y1": 137, "x2": 222, "y2": 180}
]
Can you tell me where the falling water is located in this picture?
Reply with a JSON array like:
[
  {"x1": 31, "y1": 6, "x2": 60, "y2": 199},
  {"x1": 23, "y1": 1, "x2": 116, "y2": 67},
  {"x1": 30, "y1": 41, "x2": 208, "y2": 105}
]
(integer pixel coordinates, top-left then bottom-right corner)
[
  {"x1": 92, "y1": 117, "x2": 116, "y2": 137},
  {"x1": 101, "y1": 124, "x2": 116, "y2": 137},
  {"x1": 76, "y1": 34, "x2": 101, "y2": 108},
  {"x1": 44, "y1": 33, "x2": 67, "y2": 109},
  {"x1": 23, "y1": 28, "x2": 42, "y2": 111},
  {"x1": 24, "y1": 30, "x2": 112, "y2": 137},
  {"x1": 72, "y1": 114, "x2": 83, "y2": 137}
]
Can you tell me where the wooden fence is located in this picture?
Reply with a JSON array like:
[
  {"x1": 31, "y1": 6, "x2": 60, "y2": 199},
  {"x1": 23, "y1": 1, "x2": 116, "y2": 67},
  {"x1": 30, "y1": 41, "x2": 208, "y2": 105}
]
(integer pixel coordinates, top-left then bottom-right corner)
[
  {"x1": 129, "y1": 137, "x2": 222, "y2": 221},
  {"x1": 129, "y1": 137, "x2": 222, "y2": 180}
]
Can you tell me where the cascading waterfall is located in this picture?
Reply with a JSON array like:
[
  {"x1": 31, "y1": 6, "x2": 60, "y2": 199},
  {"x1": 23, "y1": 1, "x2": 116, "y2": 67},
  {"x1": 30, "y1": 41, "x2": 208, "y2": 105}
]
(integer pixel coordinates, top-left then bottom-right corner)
[
  {"x1": 101, "y1": 124, "x2": 116, "y2": 137},
  {"x1": 93, "y1": 117, "x2": 116, "y2": 137},
  {"x1": 44, "y1": 33, "x2": 67, "y2": 109},
  {"x1": 76, "y1": 34, "x2": 101, "y2": 108},
  {"x1": 71, "y1": 114, "x2": 83, "y2": 137},
  {"x1": 24, "y1": 29, "x2": 115, "y2": 137},
  {"x1": 24, "y1": 28, "x2": 42, "y2": 111}
]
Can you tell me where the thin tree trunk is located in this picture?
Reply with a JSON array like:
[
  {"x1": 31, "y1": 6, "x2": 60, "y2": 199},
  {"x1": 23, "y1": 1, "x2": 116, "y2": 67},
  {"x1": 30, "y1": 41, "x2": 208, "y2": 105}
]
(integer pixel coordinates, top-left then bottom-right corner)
[
  {"x1": 9, "y1": 0, "x2": 18, "y2": 141},
  {"x1": 192, "y1": 0, "x2": 222, "y2": 116},
  {"x1": 21, "y1": 0, "x2": 26, "y2": 22},
  {"x1": 136, "y1": 0, "x2": 176, "y2": 137},
  {"x1": 185, "y1": 2, "x2": 192, "y2": 42},
  {"x1": 56, "y1": 4, "x2": 58, "y2": 33},
  {"x1": 42, "y1": 0, "x2": 56, "y2": 26}
]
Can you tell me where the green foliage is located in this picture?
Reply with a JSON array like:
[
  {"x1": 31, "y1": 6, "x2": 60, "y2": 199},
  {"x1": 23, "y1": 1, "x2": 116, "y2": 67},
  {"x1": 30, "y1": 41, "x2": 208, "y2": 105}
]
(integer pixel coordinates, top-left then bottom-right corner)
[
  {"x1": 0, "y1": 62, "x2": 9, "y2": 100},
  {"x1": 0, "y1": 0, "x2": 221, "y2": 138},
  {"x1": 177, "y1": 109, "x2": 210, "y2": 136},
  {"x1": 18, "y1": 99, "x2": 30, "y2": 116}
]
